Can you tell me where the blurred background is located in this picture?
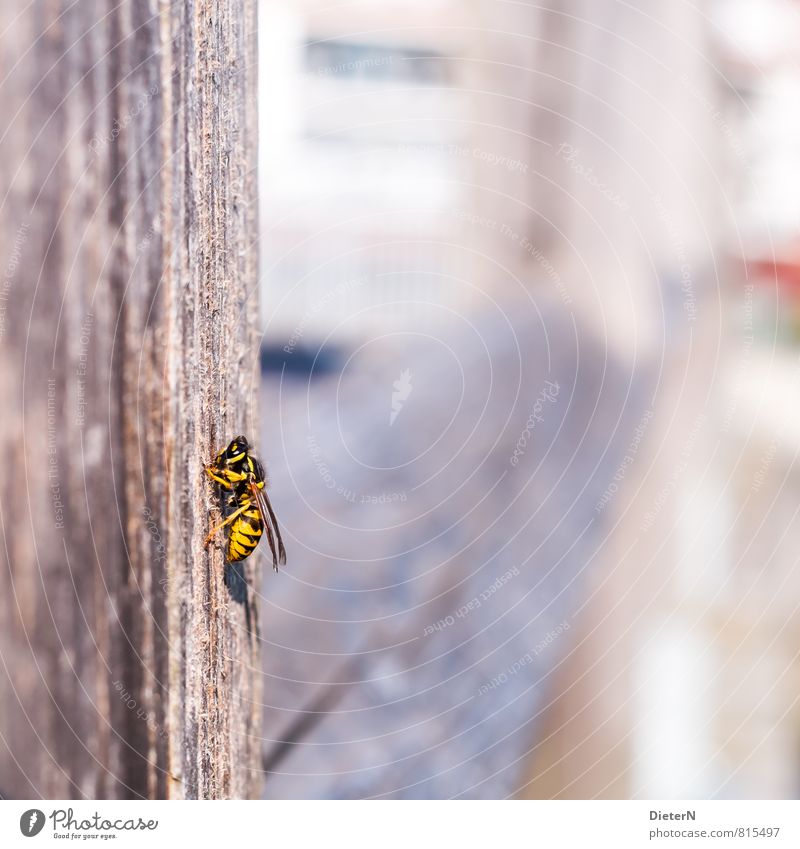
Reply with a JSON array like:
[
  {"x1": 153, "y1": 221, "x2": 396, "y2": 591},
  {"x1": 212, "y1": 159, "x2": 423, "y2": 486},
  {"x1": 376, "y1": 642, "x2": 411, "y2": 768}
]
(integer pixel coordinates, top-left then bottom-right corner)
[{"x1": 253, "y1": 0, "x2": 800, "y2": 798}]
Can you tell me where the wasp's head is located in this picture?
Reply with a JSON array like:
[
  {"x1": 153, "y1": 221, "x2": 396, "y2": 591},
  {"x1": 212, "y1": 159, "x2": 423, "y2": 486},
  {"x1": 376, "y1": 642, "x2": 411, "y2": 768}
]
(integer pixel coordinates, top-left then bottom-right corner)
[
  {"x1": 229, "y1": 435, "x2": 249, "y2": 453},
  {"x1": 215, "y1": 435, "x2": 250, "y2": 467}
]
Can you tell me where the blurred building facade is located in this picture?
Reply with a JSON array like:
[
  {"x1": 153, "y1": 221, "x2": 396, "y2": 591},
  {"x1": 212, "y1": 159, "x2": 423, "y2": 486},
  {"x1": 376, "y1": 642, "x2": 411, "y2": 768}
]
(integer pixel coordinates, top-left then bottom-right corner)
[
  {"x1": 259, "y1": 0, "x2": 478, "y2": 344},
  {"x1": 520, "y1": 0, "x2": 800, "y2": 800}
]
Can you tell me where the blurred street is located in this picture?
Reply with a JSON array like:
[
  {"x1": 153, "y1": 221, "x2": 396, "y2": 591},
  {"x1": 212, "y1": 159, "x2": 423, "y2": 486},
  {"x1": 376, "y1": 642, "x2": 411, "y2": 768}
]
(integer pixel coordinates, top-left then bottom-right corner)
[{"x1": 257, "y1": 294, "x2": 653, "y2": 797}]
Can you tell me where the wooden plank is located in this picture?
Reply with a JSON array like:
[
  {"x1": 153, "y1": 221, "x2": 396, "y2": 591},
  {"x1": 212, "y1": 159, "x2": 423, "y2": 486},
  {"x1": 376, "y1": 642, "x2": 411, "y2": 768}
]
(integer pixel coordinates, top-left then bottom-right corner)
[{"x1": 0, "y1": 0, "x2": 261, "y2": 799}]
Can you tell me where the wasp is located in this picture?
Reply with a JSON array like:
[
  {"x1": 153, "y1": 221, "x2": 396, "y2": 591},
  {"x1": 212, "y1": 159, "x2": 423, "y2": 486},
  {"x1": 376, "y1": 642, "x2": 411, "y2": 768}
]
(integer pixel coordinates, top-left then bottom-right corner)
[{"x1": 203, "y1": 435, "x2": 286, "y2": 572}]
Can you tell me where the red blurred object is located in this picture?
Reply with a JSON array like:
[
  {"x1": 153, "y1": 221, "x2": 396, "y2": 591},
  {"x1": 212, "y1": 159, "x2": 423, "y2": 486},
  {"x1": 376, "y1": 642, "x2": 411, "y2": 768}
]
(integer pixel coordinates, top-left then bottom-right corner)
[{"x1": 747, "y1": 246, "x2": 800, "y2": 295}]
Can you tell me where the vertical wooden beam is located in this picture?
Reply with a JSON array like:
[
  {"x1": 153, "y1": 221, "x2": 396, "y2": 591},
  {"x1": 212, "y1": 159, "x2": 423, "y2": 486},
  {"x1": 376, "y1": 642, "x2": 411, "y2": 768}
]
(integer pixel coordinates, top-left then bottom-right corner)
[
  {"x1": 0, "y1": 0, "x2": 261, "y2": 799},
  {"x1": 158, "y1": 0, "x2": 262, "y2": 800}
]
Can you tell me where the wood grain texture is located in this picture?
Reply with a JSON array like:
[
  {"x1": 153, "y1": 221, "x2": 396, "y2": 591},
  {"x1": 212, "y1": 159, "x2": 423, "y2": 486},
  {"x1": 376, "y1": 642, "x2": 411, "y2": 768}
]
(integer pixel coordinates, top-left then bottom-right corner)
[{"x1": 0, "y1": 0, "x2": 261, "y2": 799}]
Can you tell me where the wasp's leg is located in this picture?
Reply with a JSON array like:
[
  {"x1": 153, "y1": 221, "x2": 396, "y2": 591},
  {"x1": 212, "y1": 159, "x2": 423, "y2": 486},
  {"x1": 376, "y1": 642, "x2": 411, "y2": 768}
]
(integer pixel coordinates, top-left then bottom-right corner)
[
  {"x1": 204, "y1": 466, "x2": 248, "y2": 488},
  {"x1": 204, "y1": 466, "x2": 234, "y2": 489},
  {"x1": 203, "y1": 504, "x2": 248, "y2": 548}
]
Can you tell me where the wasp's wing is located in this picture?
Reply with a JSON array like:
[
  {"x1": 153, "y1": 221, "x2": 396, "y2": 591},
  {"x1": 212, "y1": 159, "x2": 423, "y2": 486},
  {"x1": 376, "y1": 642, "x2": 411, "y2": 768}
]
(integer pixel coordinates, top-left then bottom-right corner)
[
  {"x1": 248, "y1": 481, "x2": 287, "y2": 571},
  {"x1": 260, "y1": 487, "x2": 287, "y2": 567}
]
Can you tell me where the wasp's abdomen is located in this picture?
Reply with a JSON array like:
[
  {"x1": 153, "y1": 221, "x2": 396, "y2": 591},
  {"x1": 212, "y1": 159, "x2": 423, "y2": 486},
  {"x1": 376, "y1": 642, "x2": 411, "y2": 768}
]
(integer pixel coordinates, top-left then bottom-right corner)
[{"x1": 226, "y1": 505, "x2": 263, "y2": 562}]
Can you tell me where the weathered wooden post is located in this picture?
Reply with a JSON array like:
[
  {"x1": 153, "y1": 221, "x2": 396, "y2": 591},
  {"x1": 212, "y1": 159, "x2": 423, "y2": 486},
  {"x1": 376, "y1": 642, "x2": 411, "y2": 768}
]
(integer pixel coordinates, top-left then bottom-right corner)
[{"x1": 0, "y1": 0, "x2": 261, "y2": 799}]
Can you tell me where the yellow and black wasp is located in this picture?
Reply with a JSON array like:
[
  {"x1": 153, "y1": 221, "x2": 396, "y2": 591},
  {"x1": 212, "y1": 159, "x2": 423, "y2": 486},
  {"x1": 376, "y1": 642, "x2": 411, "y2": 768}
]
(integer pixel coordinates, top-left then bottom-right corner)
[{"x1": 203, "y1": 435, "x2": 286, "y2": 572}]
